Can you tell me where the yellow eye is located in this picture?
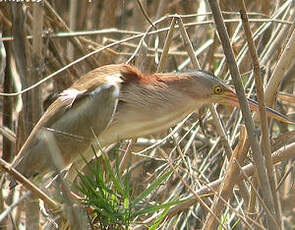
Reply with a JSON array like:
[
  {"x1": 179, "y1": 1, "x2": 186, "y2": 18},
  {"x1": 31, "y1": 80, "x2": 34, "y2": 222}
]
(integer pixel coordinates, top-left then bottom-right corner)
[{"x1": 214, "y1": 86, "x2": 223, "y2": 94}]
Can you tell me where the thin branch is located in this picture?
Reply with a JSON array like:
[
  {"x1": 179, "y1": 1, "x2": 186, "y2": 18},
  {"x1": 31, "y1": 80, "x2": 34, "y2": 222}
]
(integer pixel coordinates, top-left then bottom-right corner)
[
  {"x1": 0, "y1": 159, "x2": 61, "y2": 215},
  {"x1": 136, "y1": 0, "x2": 157, "y2": 30}
]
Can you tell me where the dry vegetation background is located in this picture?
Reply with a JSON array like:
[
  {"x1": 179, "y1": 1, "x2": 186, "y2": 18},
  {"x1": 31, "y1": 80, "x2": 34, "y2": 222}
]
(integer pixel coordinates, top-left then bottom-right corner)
[{"x1": 0, "y1": 0, "x2": 295, "y2": 229}]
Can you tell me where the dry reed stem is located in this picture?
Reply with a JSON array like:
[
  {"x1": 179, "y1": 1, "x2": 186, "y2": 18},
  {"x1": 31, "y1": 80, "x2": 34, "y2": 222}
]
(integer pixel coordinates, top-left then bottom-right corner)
[
  {"x1": 234, "y1": 159, "x2": 279, "y2": 228},
  {"x1": 157, "y1": 17, "x2": 176, "y2": 72},
  {"x1": 207, "y1": 1, "x2": 277, "y2": 228},
  {"x1": 67, "y1": 0, "x2": 78, "y2": 60},
  {"x1": 177, "y1": 16, "x2": 233, "y2": 162},
  {"x1": 247, "y1": 177, "x2": 258, "y2": 223},
  {"x1": 209, "y1": 104, "x2": 233, "y2": 159},
  {"x1": 0, "y1": 15, "x2": 293, "y2": 96},
  {"x1": 25, "y1": 3, "x2": 45, "y2": 229},
  {"x1": 44, "y1": 0, "x2": 99, "y2": 68},
  {"x1": 157, "y1": 148, "x2": 226, "y2": 229},
  {"x1": 237, "y1": 0, "x2": 282, "y2": 227},
  {"x1": 177, "y1": 15, "x2": 201, "y2": 69},
  {"x1": 136, "y1": 0, "x2": 157, "y2": 30},
  {"x1": 202, "y1": 126, "x2": 248, "y2": 229},
  {"x1": 166, "y1": 141, "x2": 295, "y2": 219},
  {"x1": 172, "y1": 15, "x2": 240, "y2": 229},
  {"x1": 265, "y1": 25, "x2": 295, "y2": 106},
  {"x1": 0, "y1": 159, "x2": 61, "y2": 215},
  {"x1": 1, "y1": 16, "x2": 292, "y2": 42},
  {"x1": 260, "y1": 7, "x2": 295, "y2": 67}
]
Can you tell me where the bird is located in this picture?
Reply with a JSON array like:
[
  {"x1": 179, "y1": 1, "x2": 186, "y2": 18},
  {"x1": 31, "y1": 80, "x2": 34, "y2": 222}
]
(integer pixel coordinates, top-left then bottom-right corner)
[{"x1": 10, "y1": 64, "x2": 293, "y2": 184}]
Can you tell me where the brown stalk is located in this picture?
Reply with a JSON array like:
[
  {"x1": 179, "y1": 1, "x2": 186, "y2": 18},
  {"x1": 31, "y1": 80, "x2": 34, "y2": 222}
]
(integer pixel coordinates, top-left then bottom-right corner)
[
  {"x1": 166, "y1": 141, "x2": 295, "y2": 219},
  {"x1": 247, "y1": 177, "x2": 258, "y2": 223},
  {"x1": 237, "y1": 180, "x2": 250, "y2": 208},
  {"x1": 264, "y1": 23, "x2": 295, "y2": 106},
  {"x1": 133, "y1": 0, "x2": 147, "y2": 31},
  {"x1": 207, "y1": 1, "x2": 277, "y2": 228},
  {"x1": 234, "y1": 159, "x2": 279, "y2": 227},
  {"x1": 47, "y1": 39, "x2": 78, "y2": 89},
  {"x1": 31, "y1": 2, "x2": 43, "y2": 129},
  {"x1": 158, "y1": 148, "x2": 226, "y2": 229},
  {"x1": 1, "y1": 29, "x2": 12, "y2": 227},
  {"x1": 176, "y1": 16, "x2": 201, "y2": 69},
  {"x1": 67, "y1": 0, "x2": 78, "y2": 60},
  {"x1": 202, "y1": 126, "x2": 248, "y2": 229},
  {"x1": 96, "y1": 0, "x2": 118, "y2": 66},
  {"x1": 2, "y1": 36, "x2": 13, "y2": 163},
  {"x1": 175, "y1": 15, "x2": 239, "y2": 229},
  {"x1": 260, "y1": 8, "x2": 295, "y2": 67},
  {"x1": 209, "y1": 104, "x2": 233, "y2": 159},
  {"x1": 237, "y1": 0, "x2": 282, "y2": 227},
  {"x1": 136, "y1": 0, "x2": 157, "y2": 30},
  {"x1": 0, "y1": 159, "x2": 61, "y2": 215},
  {"x1": 44, "y1": 0, "x2": 99, "y2": 68},
  {"x1": 11, "y1": 4, "x2": 41, "y2": 229},
  {"x1": 25, "y1": 3, "x2": 45, "y2": 229},
  {"x1": 157, "y1": 17, "x2": 176, "y2": 72},
  {"x1": 176, "y1": 16, "x2": 233, "y2": 161}
]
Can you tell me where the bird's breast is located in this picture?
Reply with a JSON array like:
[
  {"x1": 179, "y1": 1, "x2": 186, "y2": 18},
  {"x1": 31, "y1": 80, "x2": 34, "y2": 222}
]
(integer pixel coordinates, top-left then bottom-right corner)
[
  {"x1": 97, "y1": 81, "x2": 206, "y2": 146},
  {"x1": 98, "y1": 102, "x2": 200, "y2": 146}
]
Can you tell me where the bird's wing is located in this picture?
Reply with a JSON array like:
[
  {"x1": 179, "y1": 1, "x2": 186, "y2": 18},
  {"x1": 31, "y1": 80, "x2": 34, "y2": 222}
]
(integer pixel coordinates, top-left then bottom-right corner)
[{"x1": 11, "y1": 66, "x2": 123, "y2": 167}]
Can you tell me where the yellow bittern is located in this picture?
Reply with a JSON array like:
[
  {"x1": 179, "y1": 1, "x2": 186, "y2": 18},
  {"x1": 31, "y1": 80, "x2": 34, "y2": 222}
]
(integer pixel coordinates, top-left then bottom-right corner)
[{"x1": 11, "y1": 64, "x2": 293, "y2": 181}]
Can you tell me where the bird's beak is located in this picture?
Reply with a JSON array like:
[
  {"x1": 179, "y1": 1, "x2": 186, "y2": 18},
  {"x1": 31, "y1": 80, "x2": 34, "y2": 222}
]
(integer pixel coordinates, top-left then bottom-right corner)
[{"x1": 220, "y1": 91, "x2": 294, "y2": 124}]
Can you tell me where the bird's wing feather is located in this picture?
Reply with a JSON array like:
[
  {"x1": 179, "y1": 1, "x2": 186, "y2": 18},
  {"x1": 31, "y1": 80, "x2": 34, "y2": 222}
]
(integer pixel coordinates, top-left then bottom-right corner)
[{"x1": 11, "y1": 67, "x2": 123, "y2": 168}]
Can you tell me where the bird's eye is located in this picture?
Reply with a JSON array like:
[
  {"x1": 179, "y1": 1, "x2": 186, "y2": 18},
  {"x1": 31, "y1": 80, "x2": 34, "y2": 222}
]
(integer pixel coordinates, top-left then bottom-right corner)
[{"x1": 214, "y1": 86, "x2": 223, "y2": 94}]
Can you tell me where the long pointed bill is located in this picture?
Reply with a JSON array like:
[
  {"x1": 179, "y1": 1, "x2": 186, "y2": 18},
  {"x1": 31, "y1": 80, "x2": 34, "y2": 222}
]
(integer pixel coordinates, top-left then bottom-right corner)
[{"x1": 223, "y1": 91, "x2": 294, "y2": 125}]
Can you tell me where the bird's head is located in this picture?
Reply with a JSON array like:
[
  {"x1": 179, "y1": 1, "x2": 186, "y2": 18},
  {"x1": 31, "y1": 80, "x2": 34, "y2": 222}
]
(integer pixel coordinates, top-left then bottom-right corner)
[{"x1": 178, "y1": 70, "x2": 293, "y2": 124}]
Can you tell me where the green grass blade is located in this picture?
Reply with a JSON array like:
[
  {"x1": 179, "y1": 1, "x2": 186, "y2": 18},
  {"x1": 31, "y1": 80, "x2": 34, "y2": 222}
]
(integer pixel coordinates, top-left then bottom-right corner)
[
  {"x1": 133, "y1": 170, "x2": 173, "y2": 206},
  {"x1": 101, "y1": 150, "x2": 124, "y2": 194},
  {"x1": 131, "y1": 200, "x2": 183, "y2": 219}
]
